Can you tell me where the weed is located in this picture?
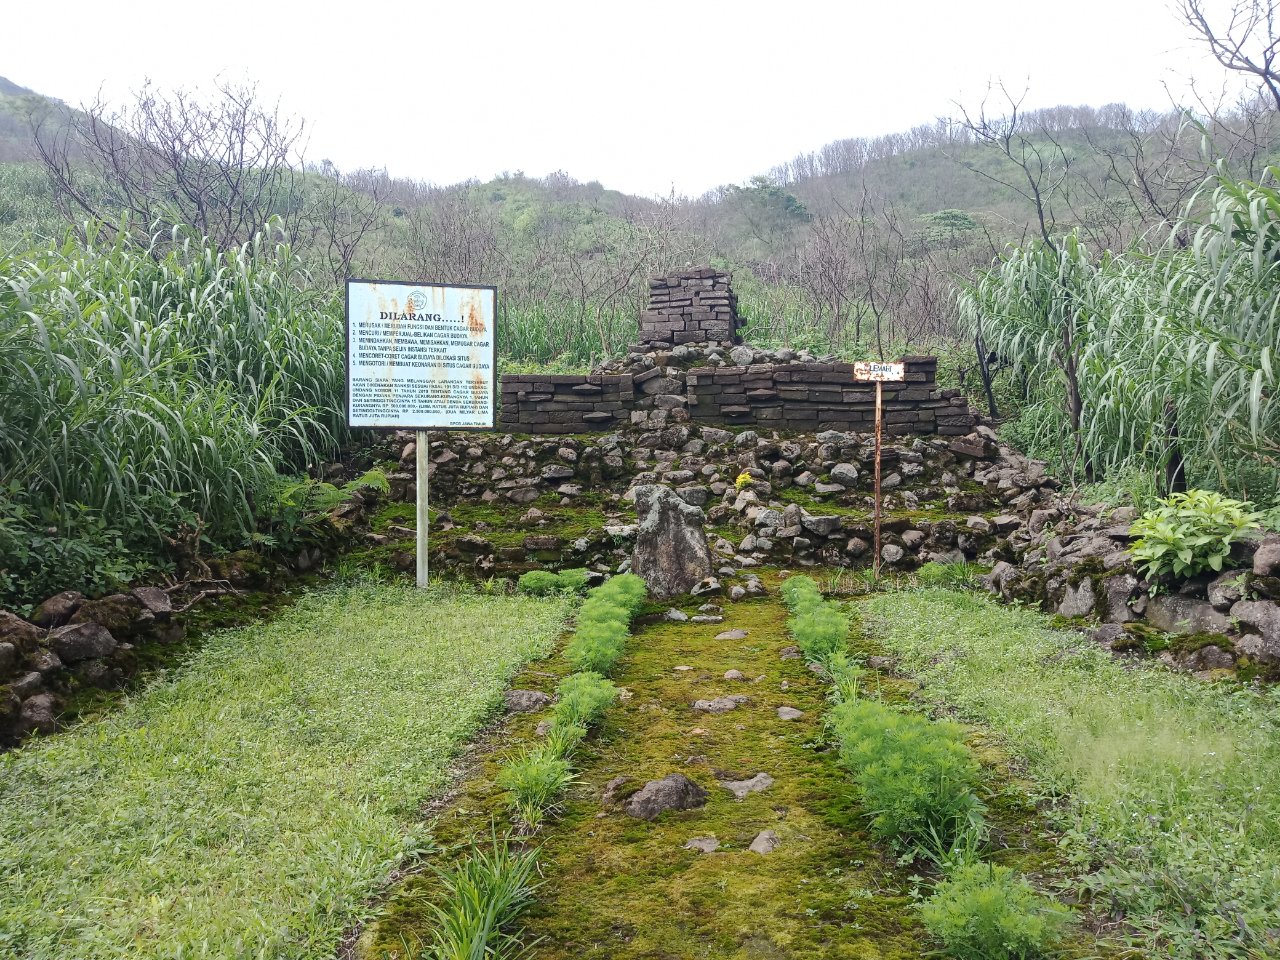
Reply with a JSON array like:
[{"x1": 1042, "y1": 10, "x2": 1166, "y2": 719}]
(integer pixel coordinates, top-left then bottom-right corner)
[
  {"x1": 920, "y1": 863, "x2": 1068, "y2": 960},
  {"x1": 497, "y1": 746, "x2": 576, "y2": 830},
  {"x1": 422, "y1": 831, "x2": 543, "y2": 960}
]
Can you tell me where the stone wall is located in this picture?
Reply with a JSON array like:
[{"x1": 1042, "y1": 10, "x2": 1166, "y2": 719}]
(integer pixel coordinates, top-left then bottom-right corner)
[
  {"x1": 638, "y1": 267, "x2": 739, "y2": 346},
  {"x1": 499, "y1": 356, "x2": 978, "y2": 436}
]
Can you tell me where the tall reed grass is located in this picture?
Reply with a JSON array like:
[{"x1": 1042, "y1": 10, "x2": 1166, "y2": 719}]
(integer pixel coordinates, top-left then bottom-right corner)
[{"x1": 0, "y1": 224, "x2": 346, "y2": 590}]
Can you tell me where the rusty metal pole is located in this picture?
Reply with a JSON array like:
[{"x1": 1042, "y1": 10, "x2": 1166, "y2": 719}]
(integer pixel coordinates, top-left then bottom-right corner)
[
  {"x1": 416, "y1": 430, "x2": 429, "y2": 588},
  {"x1": 873, "y1": 380, "x2": 882, "y2": 580}
]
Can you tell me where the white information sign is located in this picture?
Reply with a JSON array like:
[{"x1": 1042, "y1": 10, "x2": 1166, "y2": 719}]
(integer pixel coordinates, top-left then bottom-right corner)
[
  {"x1": 853, "y1": 360, "x2": 905, "y2": 382},
  {"x1": 345, "y1": 280, "x2": 497, "y2": 430}
]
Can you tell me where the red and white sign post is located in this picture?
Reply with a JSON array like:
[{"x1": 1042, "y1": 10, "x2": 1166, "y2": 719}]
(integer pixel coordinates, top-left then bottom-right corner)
[{"x1": 853, "y1": 361, "x2": 906, "y2": 578}]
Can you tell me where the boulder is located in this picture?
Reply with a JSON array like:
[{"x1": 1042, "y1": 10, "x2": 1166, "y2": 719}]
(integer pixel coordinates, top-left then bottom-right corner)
[
  {"x1": 504, "y1": 689, "x2": 553, "y2": 713},
  {"x1": 1028, "y1": 508, "x2": 1060, "y2": 533},
  {"x1": 16, "y1": 693, "x2": 57, "y2": 737},
  {"x1": 0, "y1": 610, "x2": 43, "y2": 651},
  {"x1": 27, "y1": 649, "x2": 62, "y2": 674},
  {"x1": 1254, "y1": 537, "x2": 1280, "y2": 578},
  {"x1": 1057, "y1": 579, "x2": 1096, "y2": 618},
  {"x1": 1147, "y1": 595, "x2": 1233, "y2": 635},
  {"x1": 965, "y1": 516, "x2": 991, "y2": 533},
  {"x1": 47, "y1": 623, "x2": 117, "y2": 663},
  {"x1": 1208, "y1": 571, "x2": 1246, "y2": 611},
  {"x1": 10, "y1": 671, "x2": 42, "y2": 697},
  {"x1": 30, "y1": 590, "x2": 83, "y2": 628},
  {"x1": 830, "y1": 463, "x2": 859, "y2": 485},
  {"x1": 1230, "y1": 599, "x2": 1280, "y2": 662},
  {"x1": 631, "y1": 484, "x2": 714, "y2": 601},
  {"x1": 0, "y1": 641, "x2": 17, "y2": 674},
  {"x1": 130, "y1": 586, "x2": 172, "y2": 620},
  {"x1": 801, "y1": 515, "x2": 842, "y2": 537},
  {"x1": 69, "y1": 594, "x2": 152, "y2": 638},
  {"x1": 881, "y1": 544, "x2": 906, "y2": 564},
  {"x1": 624, "y1": 774, "x2": 709, "y2": 820},
  {"x1": 1102, "y1": 573, "x2": 1139, "y2": 623},
  {"x1": 776, "y1": 706, "x2": 804, "y2": 720},
  {"x1": 845, "y1": 537, "x2": 870, "y2": 557},
  {"x1": 1091, "y1": 623, "x2": 1127, "y2": 648}
]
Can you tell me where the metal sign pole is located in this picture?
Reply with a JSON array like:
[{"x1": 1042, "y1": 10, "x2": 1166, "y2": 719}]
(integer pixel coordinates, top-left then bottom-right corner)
[
  {"x1": 416, "y1": 430, "x2": 429, "y2": 588},
  {"x1": 873, "y1": 380, "x2": 882, "y2": 580}
]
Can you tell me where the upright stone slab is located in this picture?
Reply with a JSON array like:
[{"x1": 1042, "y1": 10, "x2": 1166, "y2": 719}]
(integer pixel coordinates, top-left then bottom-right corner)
[{"x1": 631, "y1": 484, "x2": 714, "y2": 600}]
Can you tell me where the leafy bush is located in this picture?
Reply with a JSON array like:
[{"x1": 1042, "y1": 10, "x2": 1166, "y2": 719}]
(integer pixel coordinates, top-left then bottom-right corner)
[
  {"x1": 553, "y1": 672, "x2": 618, "y2": 728},
  {"x1": 831, "y1": 698, "x2": 985, "y2": 849},
  {"x1": 517, "y1": 571, "x2": 564, "y2": 596},
  {"x1": 424, "y1": 832, "x2": 542, "y2": 960},
  {"x1": 497, "y1": 746, "x2": 575, "y2": 828},
  {"x1": 1127, "y1": 490, "x2": 1262, "y2": 580},
  {"x1": 920, "y1": 863, "x2": 1067, "y2": 960}
]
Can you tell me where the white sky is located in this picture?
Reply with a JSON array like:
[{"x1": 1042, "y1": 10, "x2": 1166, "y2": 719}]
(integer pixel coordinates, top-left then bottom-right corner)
[{"x1": 1, "y1": 0, "x2": 1246, "y2": 197}]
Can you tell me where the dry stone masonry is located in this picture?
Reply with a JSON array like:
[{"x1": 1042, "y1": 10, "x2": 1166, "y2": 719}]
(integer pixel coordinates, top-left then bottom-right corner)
[{"x1": 639, "y1": 267, "x2": 740, "y2": 346}]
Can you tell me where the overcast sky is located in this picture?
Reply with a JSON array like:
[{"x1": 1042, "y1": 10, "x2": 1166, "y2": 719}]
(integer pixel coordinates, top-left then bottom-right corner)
[{"x1": 2, "y1": 0, "x2": 1246, "y2": 197}]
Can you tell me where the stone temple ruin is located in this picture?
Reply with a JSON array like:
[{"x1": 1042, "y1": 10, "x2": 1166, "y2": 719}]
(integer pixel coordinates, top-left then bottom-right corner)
[{"x1": 500, "y1": 267, "x2": 979, "y2": 437}]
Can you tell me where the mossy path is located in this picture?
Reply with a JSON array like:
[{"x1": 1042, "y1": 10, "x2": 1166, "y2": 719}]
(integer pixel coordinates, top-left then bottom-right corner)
[{"x1": 363, "y1": 581, "x2": 1095, "y2": 960}]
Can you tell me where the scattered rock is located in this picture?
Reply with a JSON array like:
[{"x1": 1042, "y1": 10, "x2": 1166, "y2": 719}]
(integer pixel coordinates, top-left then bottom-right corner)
[
  {"x1": 690, "y1": 577, "x2": 722, "y2": 597},
  {"x1": 881, "y1": 544, "x2": 905, "y2": 564},
  {"x1": 749, "y1": 830, "x2": 780, "y2": 854},
  {"x1": 666, "y1": 608, "x2": 689, "y2": 622},
  {"x1": 776, "y1": 706, "x2": 804, "y2": 720},
  {"x1": 624, "y1": 774, "x2": 709, "y2": 819},
  {"x1": 724, "y1": 669, "x2": 745, "y2": 681},
  {"x1": 692, "y1": 695, "x2": 748, "y2": 713},
  {"x1": 867, "y1": 655, "x2": 895, "y2": 671},
  {"x1": 684, "y1": 836, "x2": 720, "y2": 853},
  {"x1": 690, "y1": 615, "x2": 723, "y2": 624},
  {"x1": 779, "y1": 645, "x2": 801, "y2": 659},
  {"x1": 601, "y1": 776, "x2": 635, "y2": 806},
  {"x1": 965, "y1": 516, "x2": 991, "y2": 533},
  {"x1": 504, "y1": 689, "x2": 553, "y2": 713},
  {"x1": 1057, "y1": 579, "x2": 1096, "y2": 618},
  {"x1": 0, "y1": 641, "x2": 17, "y2": 673},
  {"x1": 716, "y1": 629, "x2": 748, "y2": 640},
  {"x1": 535, "y1": 719, "x2": 553, "y2": 736},
  {"x1": 718, "y1": 772, "x2": 773, "y2": 801},
  {"x1": 729, "y1": 585, "x2": 747, "y2": 601}
]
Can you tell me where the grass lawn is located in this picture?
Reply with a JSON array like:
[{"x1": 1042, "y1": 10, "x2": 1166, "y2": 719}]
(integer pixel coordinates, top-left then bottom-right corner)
[
  {"x1": 0, "y1": 581, "x2": 571, "y2": 959},
  {"x1": 861, "y1": 588, "x2": 1280, "y2": 959}
]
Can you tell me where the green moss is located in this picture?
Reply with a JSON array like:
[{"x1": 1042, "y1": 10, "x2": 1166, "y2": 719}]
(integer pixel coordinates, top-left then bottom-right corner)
[{"x1": 362, "y1": 578, "x2": 1094, "y2": 960}]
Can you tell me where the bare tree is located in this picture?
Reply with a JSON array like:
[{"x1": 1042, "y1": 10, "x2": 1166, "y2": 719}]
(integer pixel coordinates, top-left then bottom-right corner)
[
  {"x1": 303, "y1": 163, "x2": 390, "y2": 283},
  {"x1": 30, "y1": 80, "x2": 308, "y2": 249},
  {"x1": 1181, "y1": 0, "x2": 1280, "y2": 110}
]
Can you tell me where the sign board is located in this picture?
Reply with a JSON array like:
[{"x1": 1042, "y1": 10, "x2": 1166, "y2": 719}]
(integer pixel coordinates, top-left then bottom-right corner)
[
  {"x1": 853, "y1": 361, "x2": 905, "y2": 382},
  {"x1": 345, "y1": 280, "x2": 497, "y2": 430}
]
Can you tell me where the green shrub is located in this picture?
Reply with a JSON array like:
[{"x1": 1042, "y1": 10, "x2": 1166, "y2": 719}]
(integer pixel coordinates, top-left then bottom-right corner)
[
  {"x1": 781, "y1": 575, "x2": 850, "y2": 662},
  {"x1": 577, "y1": 596, "x2": 631, "y2": 626},
  {"x1": 563, "y1": 618, "x2": 627, "y2": 674},
  {"x1": 497, "y1": 746, "x2": 575, "y2": 828},
  {"x1": 556, "y1": 567, "x2": 592, "y2": 592},
  {"x1": 591, "y1": 574, "x2": 647, "y2": 616},
  {"x1": 543, "y1": 720, "x2": 586, "y2": 759},
  {"x1": 516, "y1": 570, "x2": 564, "y2": 596},
  {"x1": 553, "y1": 672, "x2": 619, "y2": 728},
  {"x1": 831, "y1": 698, "x2": 985, "y2": 848},
  {"x1": 920, "y1": 863, "x2": 1067, "y2": 960},
  {"x1": 1128, "y1": 489, "x2": 1263, "y2": 580}
]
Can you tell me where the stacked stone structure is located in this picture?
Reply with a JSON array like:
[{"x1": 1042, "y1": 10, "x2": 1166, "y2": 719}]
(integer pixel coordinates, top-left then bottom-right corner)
[{"x1": 639, "y1": 268, "x2": 739, "y2": 346}]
